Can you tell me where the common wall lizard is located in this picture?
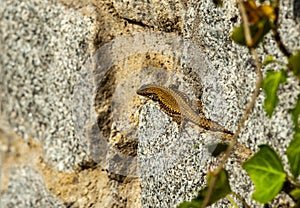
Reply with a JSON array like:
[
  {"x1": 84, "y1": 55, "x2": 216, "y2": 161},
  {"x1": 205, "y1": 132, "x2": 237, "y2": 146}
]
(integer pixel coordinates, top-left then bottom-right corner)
[{"x1": 136, "y1": 84, "x2": 234, "y2": 139}]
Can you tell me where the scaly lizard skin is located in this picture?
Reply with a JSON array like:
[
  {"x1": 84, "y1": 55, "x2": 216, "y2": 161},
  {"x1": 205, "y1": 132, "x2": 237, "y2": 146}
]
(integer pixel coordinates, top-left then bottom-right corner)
[{"x1": 136, "y1": 84, "x2": 233, "y2": 139}]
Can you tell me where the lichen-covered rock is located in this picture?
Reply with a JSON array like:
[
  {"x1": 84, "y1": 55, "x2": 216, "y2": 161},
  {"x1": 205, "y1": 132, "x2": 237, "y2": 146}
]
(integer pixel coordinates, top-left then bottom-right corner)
[{"x1": 1, "y1": 0, "x2": 300, "y2": 207}]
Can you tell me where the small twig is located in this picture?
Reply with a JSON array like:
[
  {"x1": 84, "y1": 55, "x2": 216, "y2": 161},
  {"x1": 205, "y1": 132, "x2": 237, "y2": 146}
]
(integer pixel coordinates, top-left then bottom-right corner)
[
  {"x1": 239, "y1": 0, "x2": 252, "y2": 47},
  {"x1": 226, "y1": 194, "x2": 239, "y2": 208},
  {"x1": 231, "y1": 191, "x2": 251, "y2": 208},
  {"x1": 201, "y1": 1, "x2": 263, "y2": 207}
]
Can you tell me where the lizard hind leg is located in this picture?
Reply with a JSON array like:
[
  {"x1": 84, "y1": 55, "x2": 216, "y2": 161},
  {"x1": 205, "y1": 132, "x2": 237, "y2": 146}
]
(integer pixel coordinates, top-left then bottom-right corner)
[
  {"x1": 169, "y1": 114, "x2": 184, "y2": 134},
  {"x1": 171, "y1": 114, "x2": 183, "y2": 127},
  {"x1": 172, "y1": 115, "x2": 193, "y2": 137}
]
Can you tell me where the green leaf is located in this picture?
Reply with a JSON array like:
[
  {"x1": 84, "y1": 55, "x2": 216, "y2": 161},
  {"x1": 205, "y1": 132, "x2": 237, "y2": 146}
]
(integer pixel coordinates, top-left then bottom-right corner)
[
  {"x1": 288, "y1": 50, "x2": 300, "y2": 77},
  {"x1": 242, "y1": 145, "x2": 286, "y2": 204},
  {"x1": 204, "y1": 169, "x2": 232, "y2": 204},
  {"x1": 290, "y1": 188, "x2": 300, "y2": 200},
  {"x1": 287, "y1": 132, "x2": 300, "y2": 178},
  {"x1": 262, "y1": 55, "x2": 275, "y2": 66},
  {"x1": 231, "y1": 24, "x2": 246, "y2": 46},
  {"x1": 231, "y1": 18, "x2": 272, "y2": 48},
  {"x1": 177, "y1": 200, "x2": 202, "y2": 208},
  {"x1": 290, "y1": 94, "x2": 300, "y2": 131},
  {"x1": 177, "y1": 169, "x2": 231, "y2": 208},
  {"x1": 262, "y1": 69, "x2": 287, "y2": 117}
]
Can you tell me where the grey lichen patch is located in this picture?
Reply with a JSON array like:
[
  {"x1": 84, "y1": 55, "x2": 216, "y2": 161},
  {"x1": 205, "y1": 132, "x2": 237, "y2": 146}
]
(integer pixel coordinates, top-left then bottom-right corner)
[{"x1": 0, "y1": 0, "x2": 95, "y2": 171}]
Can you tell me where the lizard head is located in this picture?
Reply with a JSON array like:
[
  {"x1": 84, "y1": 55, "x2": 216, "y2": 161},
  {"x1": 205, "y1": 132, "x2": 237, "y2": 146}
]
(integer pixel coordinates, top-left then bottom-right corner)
[{"x1": 136, "y1": 84, "x2": 160, "y2": 101}]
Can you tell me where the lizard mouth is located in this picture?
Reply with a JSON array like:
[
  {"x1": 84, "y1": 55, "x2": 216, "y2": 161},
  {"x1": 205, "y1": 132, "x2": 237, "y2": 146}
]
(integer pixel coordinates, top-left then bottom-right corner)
[
  {"x1": 136, "y1": 84, "x2": 154, "y2": 94},
  {"x1": 137, "y1": 84, "x2": 160, "y2": 101}
]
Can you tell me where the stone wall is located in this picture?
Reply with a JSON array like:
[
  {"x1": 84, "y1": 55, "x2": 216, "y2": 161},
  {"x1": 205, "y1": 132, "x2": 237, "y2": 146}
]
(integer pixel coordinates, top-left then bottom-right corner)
[{"x1": 1, "y1": 0, "x2": 299, "y2": 207}]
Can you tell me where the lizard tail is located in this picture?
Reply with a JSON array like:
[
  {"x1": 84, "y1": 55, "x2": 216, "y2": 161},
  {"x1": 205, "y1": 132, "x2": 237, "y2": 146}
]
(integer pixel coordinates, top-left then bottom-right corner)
[{"x1": 199, "y1": 117, "x2": 233, "y2": 136}]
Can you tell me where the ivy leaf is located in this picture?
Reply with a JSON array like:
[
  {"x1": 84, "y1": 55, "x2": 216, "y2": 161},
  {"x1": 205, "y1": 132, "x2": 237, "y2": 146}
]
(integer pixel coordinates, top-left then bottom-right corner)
[
  {"x1": 231, "y1": 18, "x2": 272, "y2": 48},
  {"x1": 288, "y1": 50, "x2": 300, "y2": 78},
  {"x1": 290, "y1": 94, "x2": 300, "y2": 131},
  {"x1": 262, "y1": 69, "x2": 287, "y2": 117},
  {"x1": 287, "y1": 132, "x2": 300, "y2": 178},
  {"x1": 262, "y1": 55, "x2": 275, "y2": 66},
  {"x1": 177, "y1": 200, "x2": 202, "y2": 208},
  {"x1": 177, "y1": 169, "x2": 231, "y2": 208},
  {"x1": 290, "y1": 188, "x2": 300, "y2": 200},
  {"x1": 231, "y1": 24, "x2": 247, "y2": 46},
  {"x1": 242, "y1": 145, "x2": 286, "y2": 204}
]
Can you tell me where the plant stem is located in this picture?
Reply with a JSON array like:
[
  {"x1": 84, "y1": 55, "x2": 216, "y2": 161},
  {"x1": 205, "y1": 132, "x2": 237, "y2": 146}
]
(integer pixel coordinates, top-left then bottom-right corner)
[{"x1": 201, "y1": 1, "x2": 263, "y2": 207}]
